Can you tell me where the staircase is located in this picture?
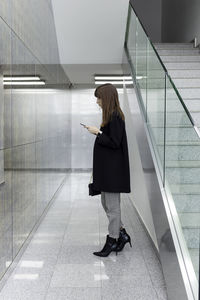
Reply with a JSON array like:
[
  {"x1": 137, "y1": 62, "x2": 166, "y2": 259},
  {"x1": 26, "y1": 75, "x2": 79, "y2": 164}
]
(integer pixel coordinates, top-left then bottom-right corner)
[{"x1": 154, "y1": 42, "x2": 200, "y2": 277}]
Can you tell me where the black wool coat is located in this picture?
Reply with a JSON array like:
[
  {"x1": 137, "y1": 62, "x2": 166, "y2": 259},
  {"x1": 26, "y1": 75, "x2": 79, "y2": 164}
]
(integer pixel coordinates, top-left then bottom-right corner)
[{"x1": 92, "y1": 111, "x2": 131, "y2": 193}]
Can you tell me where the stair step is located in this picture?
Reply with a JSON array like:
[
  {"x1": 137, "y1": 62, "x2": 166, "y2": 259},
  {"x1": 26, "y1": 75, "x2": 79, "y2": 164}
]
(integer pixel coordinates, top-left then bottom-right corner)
[
  {"x1": 184, "y1": 100, "x2": 200, "y2": 111},
  {"x1": 154, "y1": 43, "x2": 194, "y2": 49},
  {"x1": 164, "y1": 62, "x2": 200, "y2": 70},
  {"x1": 173, "y1": 78, "x2": 200, "y2": 88},
  {"x1": 161, "y1": 56, "x2": 200, "y2": 62},
  {"x1": 190, "y1": 112, "x2": 200, "y2": 125},
  {"x1": 173, "y1": 194, "x2": 200, "y2": 213},
  {"x1": 171, "y1": 183, "x2": 200, "y2": 194},
  {"x1": 149, "y1": 111, "x2": 193, "y2": 126},
  {"x1": 179, "y1": 212, "x2": 200, "y2": 228},
  {"x1": 149, "y1": 111, "x2": 200, "y2": 126},
  {"x1": 166, "y1": 160, "x2": 200, "y2": 168},
  {"x1": 178, "y1": 88, "x2": 200, "y2": 99},
  {"x1": 182, "y1": 227, "x2": 199, "y2": 249},
  {"x1": 157, "y1": 141, "x2": 200, "y2": 146},
  {"x1": 157, "y1": 49, "x2": 200, "y2": 56},
  {"x1": 169, "y1": 69, "x2": 200, "y2": 78},
  {"x1": 166, "y1": 166, "x2": 200, "y2": 184},
  {"x1": 152, "y1": 127, "x2": 198, "y2": 144},
  {"x1": 188, "y1": 249, "x2": 199, "y2": 277},
  {"x1": 178, "y1": 213, "x2": 200, "y2": 249},
  {"x1": 146, "y1": 98, "x2": 200, "y2": 112},
  {"x1": 158, "y1": 144, "x2": 200, "y2": 161}
]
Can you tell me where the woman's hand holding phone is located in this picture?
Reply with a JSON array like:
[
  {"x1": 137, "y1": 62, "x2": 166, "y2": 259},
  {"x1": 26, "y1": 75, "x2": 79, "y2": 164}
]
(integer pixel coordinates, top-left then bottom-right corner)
[{"x1": 80, "y1": 123, "x2": 99, "y2": 135}]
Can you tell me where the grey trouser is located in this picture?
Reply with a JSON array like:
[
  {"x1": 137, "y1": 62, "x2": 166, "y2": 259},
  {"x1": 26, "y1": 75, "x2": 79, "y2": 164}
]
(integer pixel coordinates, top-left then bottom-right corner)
[{"x1": 101, "y1": 191, "x2": 124, "y2": 239}]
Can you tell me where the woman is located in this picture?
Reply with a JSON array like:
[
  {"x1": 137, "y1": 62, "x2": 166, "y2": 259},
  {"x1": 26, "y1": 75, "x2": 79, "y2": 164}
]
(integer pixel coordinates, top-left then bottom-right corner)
[{"x1": 85, "y1": 83, "x2": 132, "y2": 257}]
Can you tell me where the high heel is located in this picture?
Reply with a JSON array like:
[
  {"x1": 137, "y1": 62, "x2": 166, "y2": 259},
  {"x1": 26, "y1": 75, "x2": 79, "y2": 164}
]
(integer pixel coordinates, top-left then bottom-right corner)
[
  {"x1": 93, "y1": 235, "x2": 118, "y2": 257},
  {"x1": 116, "y1": 228, "x2": 132, "y2": 252}
]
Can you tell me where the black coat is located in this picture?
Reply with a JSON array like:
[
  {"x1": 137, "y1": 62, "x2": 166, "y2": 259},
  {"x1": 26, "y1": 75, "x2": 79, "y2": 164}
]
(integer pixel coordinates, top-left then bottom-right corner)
[{"x1": 92, "y1": 111, "x2": 131, "y2": 193}]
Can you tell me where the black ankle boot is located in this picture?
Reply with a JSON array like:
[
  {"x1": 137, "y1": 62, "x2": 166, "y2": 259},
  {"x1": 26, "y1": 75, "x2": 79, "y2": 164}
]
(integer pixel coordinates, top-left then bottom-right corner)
[
  {"x1": 116, "y1": 228, "x2": 132, "y2": 252},
  {"x1": 93, "y1": 235, "x2": 118, "y2": 257}
]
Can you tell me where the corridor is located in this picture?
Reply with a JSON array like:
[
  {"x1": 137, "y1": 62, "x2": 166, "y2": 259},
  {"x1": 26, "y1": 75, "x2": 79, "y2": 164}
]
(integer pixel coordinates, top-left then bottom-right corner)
[{"x1": 0, "y1": 172, "x2": 167, "y2": 300}]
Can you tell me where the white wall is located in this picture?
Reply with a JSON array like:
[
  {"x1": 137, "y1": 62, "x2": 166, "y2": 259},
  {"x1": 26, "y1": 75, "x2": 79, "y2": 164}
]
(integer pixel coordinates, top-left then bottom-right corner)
[
  {"x1": 123, "y1": 86, "x2": 158, "y2": 248},
  {"x1": 51, "y1": 0, "x2": 129, "y2": 64}
]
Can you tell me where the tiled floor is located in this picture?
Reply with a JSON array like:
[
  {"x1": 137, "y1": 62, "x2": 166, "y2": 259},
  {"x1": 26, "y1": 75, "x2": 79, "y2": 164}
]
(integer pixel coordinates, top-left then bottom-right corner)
[{"x1": 0, "y1": 172, "x2": 168, "y2": 300}]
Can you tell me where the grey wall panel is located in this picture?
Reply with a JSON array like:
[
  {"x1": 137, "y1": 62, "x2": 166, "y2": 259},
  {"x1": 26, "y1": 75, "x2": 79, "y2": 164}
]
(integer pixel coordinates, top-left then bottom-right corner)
[
  {"x1": 11, "y1": 0, "x2": 60, "y2": 65},
  {"x1": 71, "y1": 88, "x2": 102, "y2": 169},
  {"x1": 0, "y1": 71, "x2": 4, "y2": 184},
  {"x1": 0, "y1": 151, "x2": 4, "y2": 184},
  {"x1": 0, "y1": 73, "x2": 3, "y2": 151},
  {"x1": 162, "y1": 0, "x2": 200, "y2": 43},
  {"x1": 4, "y1": 92, "x2": 11, "y2": 149},
  {"x1": 11, "y1": 93, "x2": 35, "y2": 146},
  {"x1": 130, "y1": 0, "x2": 162, "y2": 42},
  {"x1": 0, "y1": 1, "x2": 12, "y2": 26},
  {"x1": 0, "y1": 0, "x2": 71, "y2": 280}
]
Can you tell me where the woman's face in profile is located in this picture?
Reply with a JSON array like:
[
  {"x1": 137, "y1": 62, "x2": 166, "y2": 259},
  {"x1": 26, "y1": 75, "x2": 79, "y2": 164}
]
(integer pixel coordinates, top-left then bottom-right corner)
[{"x1": 96, "y1": 98, "x2": 102, "y2": 108}]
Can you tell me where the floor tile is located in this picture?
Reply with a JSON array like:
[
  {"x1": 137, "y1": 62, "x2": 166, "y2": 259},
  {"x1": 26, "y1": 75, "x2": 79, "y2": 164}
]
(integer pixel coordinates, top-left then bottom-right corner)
[
  {"x1": 0, "y1": 173, "x2": 168, "y2": 300},
  {"x1": 57, "y1": 245, "x2": 102, "y2": 264},
  {"x1": 49, "y1": 263, "x2": 101, "y2": 288},
  {"x1": 45, "y1": 287, "x2": 101, "y2": 300},
  {"x1": 102, "y1": 281, "x2": 158, "y2": 300}
]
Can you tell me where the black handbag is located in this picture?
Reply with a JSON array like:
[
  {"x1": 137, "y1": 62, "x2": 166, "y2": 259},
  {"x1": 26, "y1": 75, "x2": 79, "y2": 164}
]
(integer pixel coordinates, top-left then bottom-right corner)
[{"x1": 88, "y1": 173, "x2": 101, "y2": 196}]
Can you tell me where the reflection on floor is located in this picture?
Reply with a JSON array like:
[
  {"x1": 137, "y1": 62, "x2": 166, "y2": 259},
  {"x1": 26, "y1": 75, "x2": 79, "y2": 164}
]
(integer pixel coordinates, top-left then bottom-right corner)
[{"x1": 0, "y1": 172, "x2": 167, "y2": 300}]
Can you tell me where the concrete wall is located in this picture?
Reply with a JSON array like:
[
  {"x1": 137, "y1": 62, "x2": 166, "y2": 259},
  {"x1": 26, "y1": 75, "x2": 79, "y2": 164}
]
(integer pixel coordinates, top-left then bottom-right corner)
[
  {"x1": 130, "y1": 0, "x2": 162, "y2": 42},
  {"x1": 0, "y1": 0, "x2": 70, "y2": 280},
  {"x1": 162, "y1": 0, "x2": 200, "y2": 43}
]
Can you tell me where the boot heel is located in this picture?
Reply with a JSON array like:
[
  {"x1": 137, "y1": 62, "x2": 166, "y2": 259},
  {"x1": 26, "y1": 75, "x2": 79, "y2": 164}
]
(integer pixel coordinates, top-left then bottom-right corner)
[{"x1": 129, "y1": 240, "x2": 132, "y2": 248}]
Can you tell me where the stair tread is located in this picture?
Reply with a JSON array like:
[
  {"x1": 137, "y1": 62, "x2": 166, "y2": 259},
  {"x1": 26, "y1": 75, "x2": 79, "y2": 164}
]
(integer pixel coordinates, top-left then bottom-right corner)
[
  {"x1": 166, "y1": 161, "x2": 200, "y2": 167},
  {"x1": 179, "y1": 212, "x2": 200, "y2": 228},
  {"x1": 171, "y1": 183, "x2": 200, "y2": 194},
  {"x1": 164, "y1": 62, "x2": 200, "y2": 70}
]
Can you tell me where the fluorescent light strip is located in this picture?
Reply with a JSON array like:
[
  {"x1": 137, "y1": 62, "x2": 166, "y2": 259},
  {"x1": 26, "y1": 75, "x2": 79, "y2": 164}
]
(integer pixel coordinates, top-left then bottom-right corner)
[
  {"x1": 95, "y1": 76, "x2": 132, "y2": 80},
  {"x1": 3, "y1": 76, "x2": 41, "y2": 81},
  {"x1": 95, "y1": 81, "x2": 133, "y2": 85},
  {"x1": 136, "y1": 76, "x2": 147, "y2": 79},
  {"x1": 3, "y1": 81, "x2": 45, "y2": 85}
]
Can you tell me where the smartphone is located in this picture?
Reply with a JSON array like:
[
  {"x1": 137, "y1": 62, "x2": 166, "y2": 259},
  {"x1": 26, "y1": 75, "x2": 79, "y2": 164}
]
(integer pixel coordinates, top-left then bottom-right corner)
[{"x1": 80, "y1": 123, "x2": 86, "y2": 127}]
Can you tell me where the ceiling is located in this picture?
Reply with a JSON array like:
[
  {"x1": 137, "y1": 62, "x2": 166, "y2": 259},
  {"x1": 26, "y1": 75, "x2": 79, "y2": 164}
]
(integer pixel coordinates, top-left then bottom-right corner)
[{"x1": 51, "y1": 0, "x2": 129, "y2": 84}]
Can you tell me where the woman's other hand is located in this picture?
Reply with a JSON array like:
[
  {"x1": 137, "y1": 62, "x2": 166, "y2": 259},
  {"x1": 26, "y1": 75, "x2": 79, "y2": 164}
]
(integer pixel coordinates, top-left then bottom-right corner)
[{"x1": 85, "y1": 126, "x2": 100, "y2": 135}]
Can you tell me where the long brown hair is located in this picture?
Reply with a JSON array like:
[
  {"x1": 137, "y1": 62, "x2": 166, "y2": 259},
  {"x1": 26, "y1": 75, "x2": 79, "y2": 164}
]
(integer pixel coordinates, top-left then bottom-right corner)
[{"x1": 94, "y1": 83, "x2": 125, "y2": 127}]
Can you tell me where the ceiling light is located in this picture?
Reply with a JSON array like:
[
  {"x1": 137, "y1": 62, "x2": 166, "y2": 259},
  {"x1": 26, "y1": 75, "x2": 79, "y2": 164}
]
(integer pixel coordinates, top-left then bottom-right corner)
[
  {"x1": 95, "y1": 81, "x2": 133, "y2": 85},
  {"x1": 95, "y1": 76, "x2": 132, "y2": 80},
  {"x1": 3, "y1": 76, "x2": 41, "y2": 81},
  {"x1": 136, "y1": 76, "x2": 147, "y2": 79},
  {"x1": 3, "y1": 81, "x2": 45, "y2": 85}
]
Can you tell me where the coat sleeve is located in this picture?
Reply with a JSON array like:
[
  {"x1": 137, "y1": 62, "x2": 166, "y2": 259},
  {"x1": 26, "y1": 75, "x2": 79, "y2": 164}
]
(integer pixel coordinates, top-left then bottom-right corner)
[{"x1": 96, "y1": 116, "x2": 124, "y2": 149}]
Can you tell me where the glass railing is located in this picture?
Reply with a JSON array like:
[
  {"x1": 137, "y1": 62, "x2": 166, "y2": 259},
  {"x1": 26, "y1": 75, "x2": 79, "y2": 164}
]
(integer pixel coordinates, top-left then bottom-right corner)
[{"x1": 125, "y1": 2, "x2": 199, "y2": 299}]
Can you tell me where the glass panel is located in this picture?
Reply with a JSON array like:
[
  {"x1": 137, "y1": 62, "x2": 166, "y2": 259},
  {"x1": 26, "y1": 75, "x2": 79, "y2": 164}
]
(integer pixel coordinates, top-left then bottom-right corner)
[
  {"x1": 135, "y1": 18, "x2": 147, "y2": 113},
  {"x1": 126, "y1": 3, "x2": 199, "y2": 295},
  {"x1": 127, "y1": 8, "x2": 137, "y2": 69},
  {"x1": 0, "y1": 15, "x2": 13, "y2": 279},
  {"x1": 11, "y1": 31, "x2": 37, "y2": 257},
  {"x1": 146, "y1": 40, "x2": 166, "y2": 179},
  {"x1": 165, "y1": 76, "x2": 200, "y2": 281}
]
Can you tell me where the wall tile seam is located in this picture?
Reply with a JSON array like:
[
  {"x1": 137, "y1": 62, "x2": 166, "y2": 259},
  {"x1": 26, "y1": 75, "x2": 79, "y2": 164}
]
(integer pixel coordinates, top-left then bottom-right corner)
[{"x1": 0, "y1": 15, "x2": 60, "y2": 69}]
